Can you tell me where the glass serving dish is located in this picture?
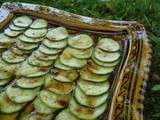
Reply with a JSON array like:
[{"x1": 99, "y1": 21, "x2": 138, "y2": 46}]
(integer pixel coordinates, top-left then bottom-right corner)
[{"x1": 0, "y1": 2, "x2": 152, "y2": 120}]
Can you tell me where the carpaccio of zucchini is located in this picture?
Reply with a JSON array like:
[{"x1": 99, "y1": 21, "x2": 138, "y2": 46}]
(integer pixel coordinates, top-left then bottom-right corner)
[{"x1": 0, "y1": 15, "x2": 121, "y2": 120}]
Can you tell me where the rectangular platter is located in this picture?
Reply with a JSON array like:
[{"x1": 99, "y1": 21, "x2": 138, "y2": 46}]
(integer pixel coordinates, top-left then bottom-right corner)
[{"x1": 0, "y1": 2, "x2": 152, "y2": 120}]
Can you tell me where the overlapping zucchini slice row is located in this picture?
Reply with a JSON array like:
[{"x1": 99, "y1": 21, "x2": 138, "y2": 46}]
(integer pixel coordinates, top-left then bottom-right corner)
[
  {"x1": 0, "y1": 16, "x2": 32, "y2": 54},
  {"x1": 56, "y1": 38, "x2": 121, "y2": 120},
  {"x1": 0, "y1": 27, "x2": 68, "y2": 116},
  {"x1": 0, "y1": 18, "x2": 48, "y2": 86}
]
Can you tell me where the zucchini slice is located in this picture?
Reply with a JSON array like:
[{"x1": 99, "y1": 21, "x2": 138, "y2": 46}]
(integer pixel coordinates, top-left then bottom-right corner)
[
  {"x1": 45, "y1": 74, "x2": 76, "y2": 95},
  {"x1": 94, "y1": 48, "x2": 120, "y2": 63},
  {"x1": 0, "y1": 33, "x2": 16, "y2": 44},
  {"x1": 78, "y1": 79, "x2": 110, "y2": 96},
  {"x1": 52, "y1": 68, "x2": 79, "y2": 83},
  {"x1": 13, "y1": 16, "x2": 32, "y2": 28},
  {"x1": 40, "y1": 90, "x2": 69, "y2": 109},
  {"x1": 24, "y1": 29, "x2": 47, "y2": 38},
  {"x1": 34, "y1": 50, "x2": 59, "y2": 61},
  {"x1": 2, "y1": 50, "x2": 26, "y2": 64},
  {"x1": 97, "y1": 38, "x2": 120, "y2": 52},
  {"x1": 6, "y1": 85, "x2": 40, "y2": 103},
  {"x1": 60, "y1": 49, "x2": 87, "y2": 68},
  {"x1": 4, "y1": 28, "x2": 22, "y2": 37},
  {"x1": 19, "y1": 35, "x2": 43, "y2": 43},
  {"x1": 16, "y1": 61, "x2": 49, "y2": 78},
  {"x1": 11, "y1": 46, "x2": 31, "y2": 55},
  {"x1": 92, "y1": 54, "x2": 119, "y2": 67},
  {"x1": 0, "y1": 68, "x2": 12, "y2": 80},
  {"x1": 16, "y1": 40, "x2": 38, "y2": 51},
  {"x1": 54, "y1": 59, "x2": 74, "y2": 71},
  {"x1": 39, "y1": 44, "x2": 62, "y2": 55},
  {"x1": 80, "y1": 67, "x2": 110, "y2": 82},
  {"x1": 69, "y1": 97, "x2": 106, "y2": 119},
  {"x1": 68, "y1": 34, "x2": 93, "y2": 49},
  {"x1": 87, "y1": 60, "x2": 114, "y2": 75},
  {"x1": 0, "y1": 92, "x2": 26, "y2": 113},
  {"x1": 33, "y1": 97, "x2": 55, "y2": 114},
  {"x1": 9, "y1": 24, "x2": 26, "y2": 31},
  {"x1": 28, "y1": 54, "x2": 53, "y2": 67},
  {"x1": 74, "y1": 87, "x2": 108, "y2": 108},
  {"x1": 55, "y1": 109, "x2": 79, "y2": 120},
  {"x1": 29, "y1": 114, "x2": 53, "y2": 120},
  {"x1": 0, "y1": 79, "x2": 10, "y2": 86},
  {"x1": 30, "y1": 19, "x2": 48, "y2": 29},
  {"x1": 46, "y1": 27, "x2": 68, "y2": 41},
  {"x1": 43, "y1": 39, "x2": 67, "y2": 49},
  {"x1": 16, "y1": 76, "x2": 44, "y2": 89},
  {"x1": 66, "y1": 47, "x2": 93, "y2": 59}
]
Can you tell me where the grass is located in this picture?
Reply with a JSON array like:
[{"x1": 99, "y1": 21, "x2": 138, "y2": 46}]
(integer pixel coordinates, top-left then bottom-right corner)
[{"x1": 0, "y1": 0, "x2": 160, "y2": 119}]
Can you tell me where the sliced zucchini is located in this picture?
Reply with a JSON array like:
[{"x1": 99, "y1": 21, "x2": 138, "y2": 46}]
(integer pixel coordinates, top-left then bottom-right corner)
[
  {"x1": 43, "y1": 39, "x2": 67, "y2": 49},
  {"x1": 24, "y1": 29, "x2": 47, "y2": 38},
  {"x1": 0, "y1": 79, "x2": 10, "y2": 86},
  {"x1": 52, "y1": 68, "x2": 79, "y2": 82},
  {"x1": 80, "y1": 67, "x2": 110, "y2": 82},
  {"x1": 60, "y1": 49, "x2": 87, "y2": 68},
  {"x1": 2, "y1": 50, "x2": 26, "y2": 64},
  {"x1": 74, "y1": 86, "x2": 108, "y2": 108},
  {"x1": 19, "y1": 35, "x2": 43, "y2": 43},
  {"x1": 0, "y1": 92, "x2": 26, "y2": 113},
  {"x1": 55, "y1": 109, "x2": 79, "y2": 120},
  {"x1": 0, "y1": 33, "x2": 16, "y2": 44},
  {"x1": 33, "y1": 97, "x2": 55, "y2": 114},
  {"x1": 16, "y1": 76, "x2": 44, "y2": 89},
  {"x1": 92, "y1": 54, "x2": 119, "y2": 67},
  {"x1": 78, "y1": 79, "x2": 110, "y2": 96},
  {"x1": 30, "y1": 19, "x2": 48, "y2": 29},
  {"x1": 6, "y1": 85, "x2": 40, "y2": 103},
  {"x1": 13, "y1": 16, "x2": 32, "y2": 28},
  {"x1": 45, "y1": 74, "x2": 76, "y2": 95},
  {"x1": 28, "y1": 54, "x2": 53, "y2": 67},
  {"x1": 16, "y1": 40, "x2": 38, "y2": 51},
  {"x1": 39, "y1": 44, "x2": 62, "y2": 55},
  {"x1": 97, "y1": 38, "x2": 120, "y2": 52},
  {"x1": 69, "y1": 97, "x2": 106, "y2": 119},
  {"x1": 40, "y1": 90, "x2": 69, "y2": 109},
  {"x1": 87, "y1": 60, "x2": 114, "y2": 75},
  {"x1": 66, "y1": 47, "x2": 93, "y2": 59},
  {"x1": 54, "y1": 59, "x2": 74, "y2": 71},
  {"x1": 4, "y1": 28, "x2": 22, "y2": 37},
  {"x1": 9, "y1": 24, "x2": 26, "y2": 31},
  {"x1": 68, "y1": 34, "x2": 93, "y2": 49},
  {"x1": 94, "y1": 48, "x2": 120, "y2": 63},
  {"x1": 34, "y1": 50, "x2": 59, "y2": 61},
  {"x1": 11, "y1": 46, "x2": 31, "y2": 55},
  {"x1": 16, "y1": 61, "x2": 49, "y2": 78},
  {"x1": 46, "y1": 27, "x2": 68, "y2": 41},
  {"x1": 0, "y1": 68, "x2": 12, "y2": 80}
]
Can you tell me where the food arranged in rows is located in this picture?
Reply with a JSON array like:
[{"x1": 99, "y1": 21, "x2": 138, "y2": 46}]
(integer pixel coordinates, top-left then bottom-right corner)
[
  {"x1": 0, "y1": 17, "x2": 121, "y2": 120},
  {"x1": 0, "y1": 16, "x2": 48, "y2": 86}
]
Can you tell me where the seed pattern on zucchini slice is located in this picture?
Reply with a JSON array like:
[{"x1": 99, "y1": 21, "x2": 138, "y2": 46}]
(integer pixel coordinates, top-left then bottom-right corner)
[
  {"x1": 30, "y1": 19, "x2": 48, "y2": 29},
  {"x1": 13, "y1": 16, "x2": 32, "y2": 28},
  {"x1": 24, "y1": 29, "x2": 47, "y2": 38}
]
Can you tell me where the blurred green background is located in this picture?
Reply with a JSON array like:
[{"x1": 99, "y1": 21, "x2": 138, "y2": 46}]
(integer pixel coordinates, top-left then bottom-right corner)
[{"x1": 0, "y1": 0, "x2": 160, "y2": 119}]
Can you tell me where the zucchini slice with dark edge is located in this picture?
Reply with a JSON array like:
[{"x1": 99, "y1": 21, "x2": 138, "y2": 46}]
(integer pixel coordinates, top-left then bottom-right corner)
[
  {"x1": 54, "y1": 59, "x2": 74, "y2": 70},
  {"x1": 11, "y1": 46, "x2": 31, "y2": 55},
  {"x1": 16, "y1": 76, "x2": 44, "y2": 89},
  {"x1": 0, "y1": 92, "x2": 26, "y2": 113},
  {"x1": 24, "y1": 29, "x2": 47, "y2": 38},
  {"x1": 68, "y1": 34, "x2": 93, "y2": 49},
  {"x1": 9, "y1": 24, "x2": 26, "y2": 31},
  {"x1": 0, "y1": 33, "x2": 16, "y2": 44},
  {"x1": 97, "y1": 38, "x2": 120, "y2": 52},
  {"x1": 46, "y1": 27, "x2": 68, "y2": 41},
  {"x1": 4, "y1": 28, "x2": 22, "y2": 37},
  {"x1": 19, "y1": 35, "x2": 43, "y2": 43},
  {"x1": 40, "y1": 90, "x2": 69, "y2": 109},
  {"x1": 74, "y1": 86, "x2": 108, "y2": 107},
  {"x1": 69, "y1": 97, "x2": 106, "y2": 119},
  {"x1": 13, "y1": 16, "x2": 32, "y2": 28},
  {"x1": 45, "y1": 74, "x2": 76, "y2": 95},
  {"x1": 94, "y1": 48, "x2": 120, "y2": 63},
  {"x1": 55, "y1": 109, "x2": 79, "y2": 120},
  {"x1": 78, "y1": 79, "x2": 110, "y2": 96},
  {"x1": 30, "y1": 19, "x2": 48, "y2": 29},
  {"x1": 80, "y1": 67, "x2": 110, "y2": 82},
  {"x1": 52, "y1": 68, "x2": 79, "y2": 83},
  {"x1": 33, "y1": 97, "x2": 55, "y2": 114},
  {"x1": 6, "y1": 85, "x2": 40, "y2": 103}
]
